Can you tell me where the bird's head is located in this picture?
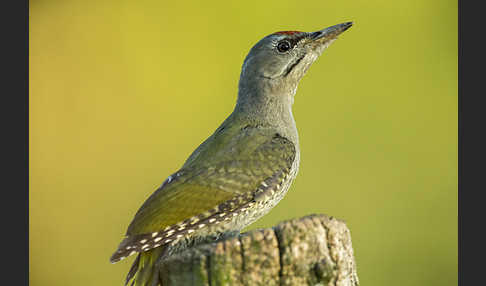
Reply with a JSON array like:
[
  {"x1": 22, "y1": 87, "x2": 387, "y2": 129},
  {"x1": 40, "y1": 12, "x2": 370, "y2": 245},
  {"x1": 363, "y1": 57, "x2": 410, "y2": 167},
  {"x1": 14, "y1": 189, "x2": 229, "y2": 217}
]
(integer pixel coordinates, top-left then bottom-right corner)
[
  {"x1": 238, "y1": 22, "x2": 353, "y2": 96},
  {"x1": 234, "y1": 22, "x2": 352, "y2": 127}
]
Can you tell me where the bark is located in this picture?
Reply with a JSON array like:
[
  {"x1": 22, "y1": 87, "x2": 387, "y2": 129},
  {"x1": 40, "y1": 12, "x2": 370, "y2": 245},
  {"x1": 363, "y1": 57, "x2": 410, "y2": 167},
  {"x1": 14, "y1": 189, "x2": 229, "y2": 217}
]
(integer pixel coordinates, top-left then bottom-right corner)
[{"x1": 158, "y1": 214, "x2": 359, "y2": 286}]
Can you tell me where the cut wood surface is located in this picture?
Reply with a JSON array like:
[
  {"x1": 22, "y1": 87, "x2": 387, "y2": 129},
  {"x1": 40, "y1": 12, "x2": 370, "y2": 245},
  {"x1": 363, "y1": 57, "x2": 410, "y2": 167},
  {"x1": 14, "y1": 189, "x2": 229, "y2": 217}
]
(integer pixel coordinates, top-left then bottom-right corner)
[{"x1": 157, "y1": 214, "x2": 359, "y2": 286}]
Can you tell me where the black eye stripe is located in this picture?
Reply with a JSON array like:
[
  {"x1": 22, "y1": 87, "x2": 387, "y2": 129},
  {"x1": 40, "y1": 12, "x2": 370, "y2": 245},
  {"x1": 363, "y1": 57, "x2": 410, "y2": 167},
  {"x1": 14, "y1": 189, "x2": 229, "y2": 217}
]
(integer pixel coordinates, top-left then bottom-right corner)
[{"x1": 286, "y1": 38, "x2": 300, "y2": 47}]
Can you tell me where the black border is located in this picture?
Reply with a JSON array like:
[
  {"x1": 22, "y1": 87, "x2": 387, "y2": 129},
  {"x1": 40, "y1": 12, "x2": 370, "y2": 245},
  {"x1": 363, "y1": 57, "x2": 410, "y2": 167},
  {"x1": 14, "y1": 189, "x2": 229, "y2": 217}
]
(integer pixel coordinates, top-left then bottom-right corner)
[
  {"x1": 2, "y1": 0, "x2": 29, "y2": 285},
  {"x1": 459, "y1": 1, "x2": 484, "y2": 285}
]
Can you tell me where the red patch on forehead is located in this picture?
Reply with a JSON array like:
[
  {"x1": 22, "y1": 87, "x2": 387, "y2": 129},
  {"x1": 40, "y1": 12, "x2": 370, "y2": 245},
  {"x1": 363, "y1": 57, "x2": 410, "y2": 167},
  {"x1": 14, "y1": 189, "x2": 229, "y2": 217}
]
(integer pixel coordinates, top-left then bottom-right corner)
[{"x1": 274, "y1": 31, "x2": 302, "y2": 35}]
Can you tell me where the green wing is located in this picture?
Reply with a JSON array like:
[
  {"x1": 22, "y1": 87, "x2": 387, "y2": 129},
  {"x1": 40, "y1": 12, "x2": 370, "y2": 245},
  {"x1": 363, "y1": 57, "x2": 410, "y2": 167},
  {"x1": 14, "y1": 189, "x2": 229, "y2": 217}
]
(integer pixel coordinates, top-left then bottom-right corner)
[
  {"x1": 110, "y1": 126, "x2": 295, "y2": 263},
  {"x1": 126, "y1": 175, "x2": 236, "y2": 235},
  {"x1": 126, "y1": 126, "x2": 295, "y2": 235}
]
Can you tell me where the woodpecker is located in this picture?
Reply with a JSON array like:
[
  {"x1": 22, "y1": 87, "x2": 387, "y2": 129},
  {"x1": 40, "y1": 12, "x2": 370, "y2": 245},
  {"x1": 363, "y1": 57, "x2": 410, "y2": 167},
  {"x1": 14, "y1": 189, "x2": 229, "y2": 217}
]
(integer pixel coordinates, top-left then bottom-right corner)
[{"x1": 111, "y1": 22, "x2": 353, "y2": 286}]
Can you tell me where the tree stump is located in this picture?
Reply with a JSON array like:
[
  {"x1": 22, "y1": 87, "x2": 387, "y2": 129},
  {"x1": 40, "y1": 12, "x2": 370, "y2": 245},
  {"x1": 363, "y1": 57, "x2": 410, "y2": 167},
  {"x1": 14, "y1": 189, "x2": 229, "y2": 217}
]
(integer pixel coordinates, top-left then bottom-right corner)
[{"x1": 157, "y1": 214, "x2": 359, "y2": 286}]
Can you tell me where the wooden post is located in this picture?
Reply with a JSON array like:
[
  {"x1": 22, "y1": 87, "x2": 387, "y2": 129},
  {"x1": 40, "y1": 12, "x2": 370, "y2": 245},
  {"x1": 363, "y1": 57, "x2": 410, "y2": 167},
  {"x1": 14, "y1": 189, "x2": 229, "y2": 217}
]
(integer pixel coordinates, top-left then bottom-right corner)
[{"x1": 157, "y1": 214, "x2": 359, "y2": 286}]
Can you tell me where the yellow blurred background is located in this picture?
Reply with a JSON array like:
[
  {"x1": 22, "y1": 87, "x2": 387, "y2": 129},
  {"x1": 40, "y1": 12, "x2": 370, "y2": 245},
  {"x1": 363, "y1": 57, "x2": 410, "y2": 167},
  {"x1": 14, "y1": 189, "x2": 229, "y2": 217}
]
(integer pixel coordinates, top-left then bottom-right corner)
[{"x1": 29, "y1": 0, "x2": 457, "y2": 285}]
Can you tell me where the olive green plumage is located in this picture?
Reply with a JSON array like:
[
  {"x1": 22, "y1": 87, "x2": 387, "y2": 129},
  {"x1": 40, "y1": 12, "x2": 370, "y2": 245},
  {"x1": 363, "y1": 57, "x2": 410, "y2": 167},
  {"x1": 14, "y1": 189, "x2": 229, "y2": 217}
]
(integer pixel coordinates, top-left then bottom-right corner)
[
  {"x1": 128, "y1": 125, "x2": 296, "y2": 233},
  {"x1": 110, "y1": 22, "x2": 353, "y2": 286}
]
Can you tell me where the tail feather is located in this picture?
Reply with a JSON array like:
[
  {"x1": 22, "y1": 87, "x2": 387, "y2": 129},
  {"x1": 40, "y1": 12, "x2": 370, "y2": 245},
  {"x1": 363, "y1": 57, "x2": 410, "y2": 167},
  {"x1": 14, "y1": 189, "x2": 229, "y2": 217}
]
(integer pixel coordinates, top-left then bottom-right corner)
[
  {"x1": 126, "y1": 248, "x2": 165, "y2": 286},
  {"x1": 125, "y1": 253, "x2": 140, "y2": 286}
]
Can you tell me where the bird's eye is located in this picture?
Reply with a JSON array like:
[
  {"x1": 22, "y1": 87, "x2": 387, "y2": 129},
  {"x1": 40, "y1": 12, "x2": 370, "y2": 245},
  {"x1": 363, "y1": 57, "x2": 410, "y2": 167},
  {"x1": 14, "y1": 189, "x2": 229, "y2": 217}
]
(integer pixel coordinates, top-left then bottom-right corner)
[{"x1": 277, "y1": 40, "x2": 292, "y2": 53}]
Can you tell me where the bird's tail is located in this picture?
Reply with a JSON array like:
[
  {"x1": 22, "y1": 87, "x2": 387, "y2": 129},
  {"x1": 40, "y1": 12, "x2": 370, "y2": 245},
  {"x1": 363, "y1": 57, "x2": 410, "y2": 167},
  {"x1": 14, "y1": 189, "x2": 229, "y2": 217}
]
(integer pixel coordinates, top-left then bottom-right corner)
[{"x1": 125, "y1": 247, "x2": 164, "y2": 286}]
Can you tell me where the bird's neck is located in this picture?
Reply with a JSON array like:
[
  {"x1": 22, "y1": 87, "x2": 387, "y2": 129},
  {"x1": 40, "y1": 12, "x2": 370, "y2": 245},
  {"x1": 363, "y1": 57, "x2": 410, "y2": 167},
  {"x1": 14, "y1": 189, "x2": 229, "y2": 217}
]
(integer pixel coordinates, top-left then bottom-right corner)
[{"x1": 234, "y1": 77, "x2": 299, "y2": 145}]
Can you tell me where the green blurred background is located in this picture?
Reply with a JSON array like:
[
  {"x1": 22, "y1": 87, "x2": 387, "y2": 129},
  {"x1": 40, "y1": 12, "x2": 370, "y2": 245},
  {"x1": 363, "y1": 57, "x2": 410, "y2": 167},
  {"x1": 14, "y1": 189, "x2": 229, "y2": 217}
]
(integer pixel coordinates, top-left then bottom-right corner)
[{"x1": 29, "y1": 0, "x2": 457, "y2": 285}]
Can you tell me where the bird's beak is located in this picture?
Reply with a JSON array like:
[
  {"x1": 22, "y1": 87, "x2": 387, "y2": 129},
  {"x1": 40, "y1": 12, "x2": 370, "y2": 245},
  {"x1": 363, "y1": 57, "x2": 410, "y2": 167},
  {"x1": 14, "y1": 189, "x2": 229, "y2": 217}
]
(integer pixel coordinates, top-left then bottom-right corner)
[{"x1": 308, "y1": 22, "x2": 353, "y2": 43}]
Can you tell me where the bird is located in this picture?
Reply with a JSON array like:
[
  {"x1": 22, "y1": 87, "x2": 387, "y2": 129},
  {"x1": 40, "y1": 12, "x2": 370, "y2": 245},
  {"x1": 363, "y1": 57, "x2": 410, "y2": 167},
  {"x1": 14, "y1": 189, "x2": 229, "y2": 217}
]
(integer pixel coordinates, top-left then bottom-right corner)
[{"x1": 110, "y1": 21, "x2": 353, "y2": 286}]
